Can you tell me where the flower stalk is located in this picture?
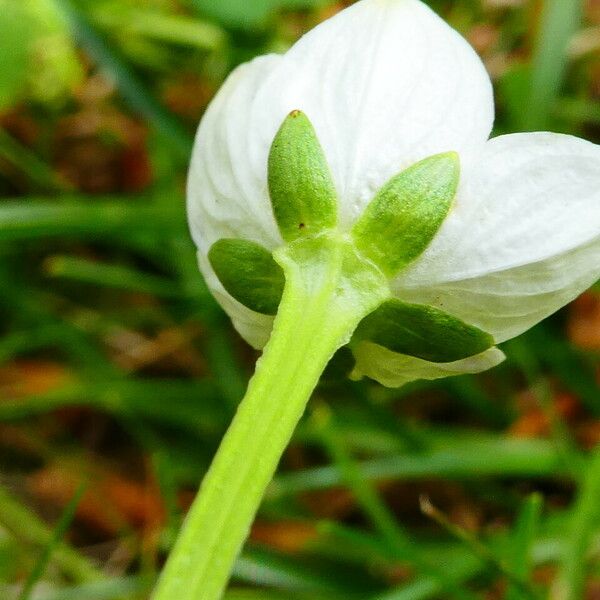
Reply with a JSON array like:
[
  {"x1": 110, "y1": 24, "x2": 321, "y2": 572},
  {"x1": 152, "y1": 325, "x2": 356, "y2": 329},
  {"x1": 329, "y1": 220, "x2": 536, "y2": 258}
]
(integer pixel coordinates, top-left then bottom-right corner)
[
  {"x1": 153, "y1": 234, "x2": 389, "y2": 600},
  {"x1": 158, "y1": 0, "x2": 600, "y2": 595}
]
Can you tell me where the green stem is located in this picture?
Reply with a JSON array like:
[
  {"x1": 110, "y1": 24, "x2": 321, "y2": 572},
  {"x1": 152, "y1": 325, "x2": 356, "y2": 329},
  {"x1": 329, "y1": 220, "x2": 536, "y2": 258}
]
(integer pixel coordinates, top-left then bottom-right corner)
[{"x1": 153, "y1": 235, "x2": 388, "y2": 600}]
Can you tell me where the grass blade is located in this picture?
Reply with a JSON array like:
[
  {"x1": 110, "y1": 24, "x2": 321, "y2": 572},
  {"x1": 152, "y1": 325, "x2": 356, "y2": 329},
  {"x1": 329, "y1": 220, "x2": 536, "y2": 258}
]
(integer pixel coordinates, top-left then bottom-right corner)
[
  {"x1": 506, "y1": 493, "x2": 543, "y2": 600},
  {"x1": 233, "y1": 546, "x2": 378, "y2": 594},
  {"x1": 0, "y1": 129, "x2": 72, "y2": 192},
  {"x1": 313, "y1": 405, "x2": 478, "y2": 600},
  {"x1": 0, "y1": 486, "x2": 100, "y2": 583},
  {"x1": 555, "y1": 446, "x2": 600, "y2": 600},
  {"x1": 35, "y1": 576, "x2": 152, "y2": 600},
  {"x1": 0, "y1": 199, "x2": 184, "y2": 241},
  {"x1": 45, "y1": 255, "x2": 183, "y2": 298},
  {"x1": 268, "y1": 438, "x2": 567, "y2": 499},
  {"x1": 523, "y1": 0, "x2": 584, "y2": 130},
  {"x1": 312, "y1": 405, "x2": 412, "y2": 556},
  {"x1": 18, "y1": 482, "x2": 88, "y2": 600}
]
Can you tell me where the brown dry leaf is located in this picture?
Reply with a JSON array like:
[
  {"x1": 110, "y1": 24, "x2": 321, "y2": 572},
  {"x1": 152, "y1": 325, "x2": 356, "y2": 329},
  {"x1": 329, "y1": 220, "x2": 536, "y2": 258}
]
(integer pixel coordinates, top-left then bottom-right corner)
[
  {"x1": 0, "y1": 111, "x2": 39, "y2": 146},
  {"x1": 316, "y1": 2, "x2": 345, "y2": 22},
  {"x1": 510, "y1": 390, "x2": 580, "y2": 438},
  {"x1": 106, "y1": 325, "x2": 205, "y2": 375},
  {"x1": 0, "y1": 424, "x2": 48, "y2": 456},
  {"x1": 576, "y1": 420, "x2": 600, "y2": 449},
  {"x1": 28, "y1": 460, "x2": 165, "y2": 536},
  {"x1": 299, "y1": 487, "x2": 356, "y2": 519},
  {"x1": 568, "y1": 292, "x2": 600, "y2": 350},
  {"x1": 586, "y1": 579, "x2": 600, "y2": 599},
  {"x1": 162, "y1": 75, "x2": 214, "y2": 120},
  {"x1": 53, "y1": 103, "x2": 151, "y2": 193},
  {"x1": 533, "y1": 564, "x2": 557, "y2": 587},
  {"x1": 0, "y1": 360, "x2": 73, "y2": 398},
  {"x1": 468, "y1": 23, "x2": 499, "y2": 54},
  {"x1": 588, "y1": 0, "x2": 600, "y2": 24},
  {"x1": 250, "y1": 521, "x2": 318, "y2": 552}
]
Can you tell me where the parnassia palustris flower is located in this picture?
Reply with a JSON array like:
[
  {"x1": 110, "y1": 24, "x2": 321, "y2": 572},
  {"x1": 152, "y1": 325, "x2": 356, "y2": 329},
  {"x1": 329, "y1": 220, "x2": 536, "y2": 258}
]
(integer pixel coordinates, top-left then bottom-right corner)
[{"x1": 187, "y1": 0, "x2": 600, "y2": 387}]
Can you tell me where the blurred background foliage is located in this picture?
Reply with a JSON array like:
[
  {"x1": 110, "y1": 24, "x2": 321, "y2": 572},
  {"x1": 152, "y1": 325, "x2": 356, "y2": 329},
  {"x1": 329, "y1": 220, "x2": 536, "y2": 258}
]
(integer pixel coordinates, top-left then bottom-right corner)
[{"x1": 0, "y1": 0, "x2": 599, "y2": 598}]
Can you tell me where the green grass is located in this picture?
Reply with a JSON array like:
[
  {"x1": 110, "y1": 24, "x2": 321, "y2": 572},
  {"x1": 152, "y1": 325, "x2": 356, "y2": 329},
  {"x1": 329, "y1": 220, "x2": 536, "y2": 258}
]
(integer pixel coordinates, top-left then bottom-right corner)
[{"x1": 0, "y1": 0, "x2": 599, "y2": 598}]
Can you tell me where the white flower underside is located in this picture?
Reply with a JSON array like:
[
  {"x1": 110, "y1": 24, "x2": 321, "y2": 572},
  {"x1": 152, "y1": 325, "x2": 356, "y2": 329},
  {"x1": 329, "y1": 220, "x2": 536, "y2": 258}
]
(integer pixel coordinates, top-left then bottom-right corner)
[{"x1": 187, "y1": 0, "x2": 600, "y2": 387}]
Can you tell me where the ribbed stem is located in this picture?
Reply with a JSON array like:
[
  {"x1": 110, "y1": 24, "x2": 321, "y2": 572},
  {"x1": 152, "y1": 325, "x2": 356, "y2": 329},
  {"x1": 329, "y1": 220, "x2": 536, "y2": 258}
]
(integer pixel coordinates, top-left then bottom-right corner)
[{"x1": 153, "y1": 235, "x2": 388, "y2": 600}]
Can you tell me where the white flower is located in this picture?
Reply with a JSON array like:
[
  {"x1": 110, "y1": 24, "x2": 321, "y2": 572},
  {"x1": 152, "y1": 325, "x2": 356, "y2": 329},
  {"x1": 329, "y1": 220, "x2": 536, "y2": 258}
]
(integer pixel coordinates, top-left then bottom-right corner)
[{"x1": 187, "y1": 0, "x2": 600, "y2": 387}]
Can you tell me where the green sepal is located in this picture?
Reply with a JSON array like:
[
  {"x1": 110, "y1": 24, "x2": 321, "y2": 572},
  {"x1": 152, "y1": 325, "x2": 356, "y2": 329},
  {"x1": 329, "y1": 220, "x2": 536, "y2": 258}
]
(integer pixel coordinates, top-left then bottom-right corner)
[
  {"x1": 268, "y1": 110, "x2": 338, "y2": 242},
  {"x1": 353, "y1": 298, "x2": 494, "y2": 363},
  {"x1": 351, "y1": 152, "x2": 460, "y2": 277},
  {"x1": 208, "y1": 238, "x2": 284, "y2": 315}
]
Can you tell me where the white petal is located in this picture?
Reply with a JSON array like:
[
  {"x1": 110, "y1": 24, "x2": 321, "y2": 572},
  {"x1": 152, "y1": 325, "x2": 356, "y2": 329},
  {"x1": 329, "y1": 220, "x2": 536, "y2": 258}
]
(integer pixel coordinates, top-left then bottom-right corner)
[
  {"x1": 252, "y1": 0, "x2": 494, "y2": 228},
  {"x1": 352, "y1": 342, "x2": 506, "y2": 388},
  {"x1": 188, "y1": 0, "x2": 494, "y2": 347},
  {"x1": 395, "y1": 133, "x2": 600, "y2": 342},
  {"x1": 187, "y1": 56, "x2": 282, "y2": 348},
  {"x1": 187, "y1": 54, "x2": 283, "y2": 256},
  {"x1": 190, "y1": 0, "x2": 494, "y2": 245}
]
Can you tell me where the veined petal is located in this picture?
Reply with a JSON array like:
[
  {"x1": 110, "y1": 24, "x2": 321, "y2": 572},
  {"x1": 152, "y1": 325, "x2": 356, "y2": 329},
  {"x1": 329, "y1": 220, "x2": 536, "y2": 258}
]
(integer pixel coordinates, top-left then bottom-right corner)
[
  {"x1": 188, "y1": 56, "x2": 282, "y2": 348},
  {"x1": 253, "y1": 0, "x2": 494, "y2": 228},
  {"x1": 188, "y1": 0, "x2": 494, "y2": 348},
  {"x1": 352, "y1": 341, "x2": 506, "y2": 388},
  {"x1": 189, "y1": 0, "x2": 494, "y2": 251},
  {"x1": 395, "y1": 133, "x2": 600, "y2": 342},
  {"x1": 188, "y1": 54, "x2": 283, "y2": 257}
]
